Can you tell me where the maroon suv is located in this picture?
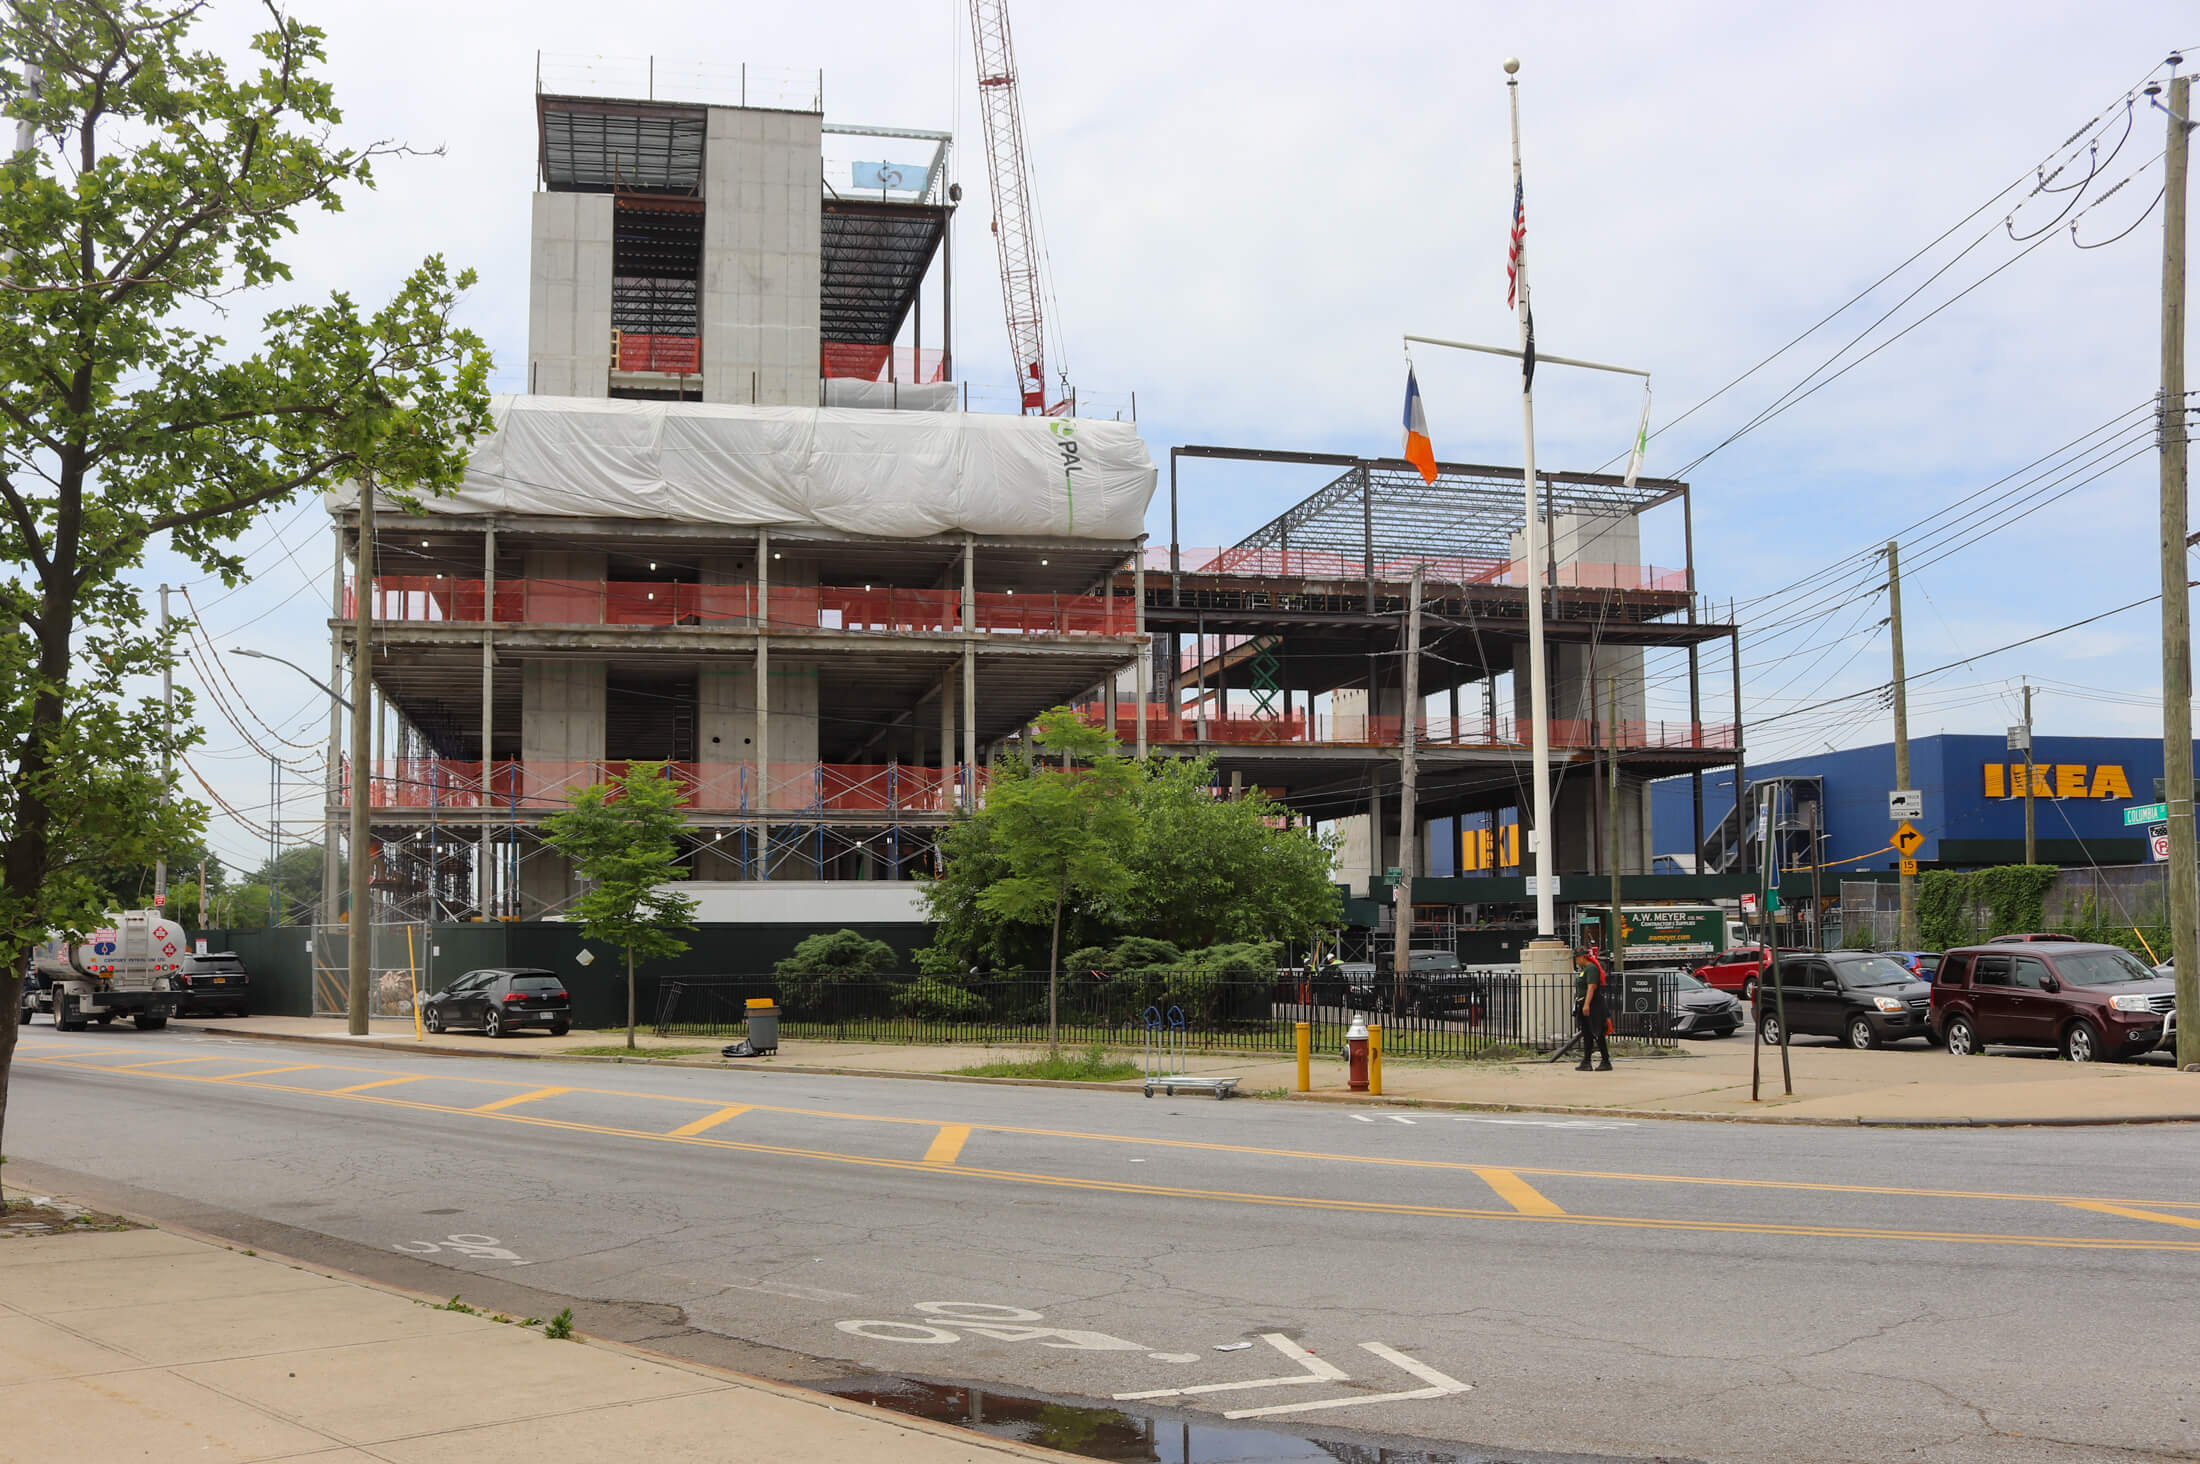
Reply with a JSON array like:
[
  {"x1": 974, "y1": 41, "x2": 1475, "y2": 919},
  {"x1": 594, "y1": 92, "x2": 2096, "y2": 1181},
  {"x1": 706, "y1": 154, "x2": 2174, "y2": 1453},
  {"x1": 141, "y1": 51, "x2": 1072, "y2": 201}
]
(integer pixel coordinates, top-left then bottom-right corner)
[{"x1": 1929, "y1": 943, "x2": 2174, "y2": 1062}]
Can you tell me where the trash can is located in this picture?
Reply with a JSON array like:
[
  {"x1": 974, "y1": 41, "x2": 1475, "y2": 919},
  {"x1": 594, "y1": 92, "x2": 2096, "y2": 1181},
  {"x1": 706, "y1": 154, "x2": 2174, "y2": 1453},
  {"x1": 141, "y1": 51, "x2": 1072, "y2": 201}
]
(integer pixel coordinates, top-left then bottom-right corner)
[{"x1": 745, "y1": 997, "x2": 779, "y2": 1054}]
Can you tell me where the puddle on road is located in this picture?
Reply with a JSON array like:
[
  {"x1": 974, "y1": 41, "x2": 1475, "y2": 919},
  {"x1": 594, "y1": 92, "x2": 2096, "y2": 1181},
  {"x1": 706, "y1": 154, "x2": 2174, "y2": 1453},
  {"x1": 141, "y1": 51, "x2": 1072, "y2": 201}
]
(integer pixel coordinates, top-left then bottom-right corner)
[{"x1": 821, "y1": 1375, "x2": 1511, "y2": 1463}]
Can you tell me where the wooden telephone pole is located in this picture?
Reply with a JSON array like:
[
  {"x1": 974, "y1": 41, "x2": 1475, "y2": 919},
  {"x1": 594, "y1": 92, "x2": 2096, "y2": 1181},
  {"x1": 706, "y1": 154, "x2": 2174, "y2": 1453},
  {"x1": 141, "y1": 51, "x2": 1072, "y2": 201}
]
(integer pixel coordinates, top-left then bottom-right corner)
[
  {"x1": 1886, "y1": 541, "x2": 1917, "y2": 949},
  {"x1": 2153, "y1": 67, "x2": 2196, "y2": 1068}
]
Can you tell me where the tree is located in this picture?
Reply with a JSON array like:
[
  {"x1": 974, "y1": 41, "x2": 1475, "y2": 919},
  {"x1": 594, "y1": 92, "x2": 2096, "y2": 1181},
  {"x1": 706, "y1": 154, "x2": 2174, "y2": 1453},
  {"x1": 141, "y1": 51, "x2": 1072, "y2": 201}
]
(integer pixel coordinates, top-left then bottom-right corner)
[
  {"x1": 541, "y1": 762, "x2": 698, "y2": 1048},
  {"x1": 920, "y1": 741, "x2": 1340, "y2": 990},
  {"x1": 1118, "y1": 755, "x2": 1340, "y2": 950},
  {"x1": 948, "y1": 708, "x2": 1140, "y2": 1056},
  {"x1": 0, "y1": 4, "x2": 492, "y2": 1165}
]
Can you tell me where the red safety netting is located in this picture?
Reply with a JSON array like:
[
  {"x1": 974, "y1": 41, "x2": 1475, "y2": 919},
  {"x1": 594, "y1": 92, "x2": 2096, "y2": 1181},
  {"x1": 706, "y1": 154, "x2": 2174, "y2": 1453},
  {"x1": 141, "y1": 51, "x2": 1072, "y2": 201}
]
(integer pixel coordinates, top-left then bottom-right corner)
[
  {"x1": 819, "y1": 343, "x2": 948, "y2": 383},
  {"x1": 349, "y1": 579, "x2": 1136, "y2": 636},
  {"x1": 1077, "y1": 707, "x2": 1735, "y2": 751},
  {"x1": 615, "y1": 333, "x2": 700, "y2": 374},
  {"x1": 343, "y1": 760, "x2": 991, "y2": 814}
]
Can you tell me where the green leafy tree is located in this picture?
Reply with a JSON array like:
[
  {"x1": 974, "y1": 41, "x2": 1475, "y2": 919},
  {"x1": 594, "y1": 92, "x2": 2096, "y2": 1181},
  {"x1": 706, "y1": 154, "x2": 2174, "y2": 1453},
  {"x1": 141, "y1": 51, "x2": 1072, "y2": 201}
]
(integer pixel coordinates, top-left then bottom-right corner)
[
  {"x1": 0, "y1": 2, "x2": 493, "y2": 1161},
  {"x1": 773, "y1": 928, "x2": 897, "y2": 1017},
  {"x1": 941, "y1": 708, "x2": 1140, "y2": 1056},
  {"x1": 920, "y1": 745, "x2": 1339, "y2": 996},
  {"x1": 1118, "y1": 756, "x2": 1340, "y2": 949},
  {"x1": 541, "y1": 763, "x2": 698, "y2": 1048}
]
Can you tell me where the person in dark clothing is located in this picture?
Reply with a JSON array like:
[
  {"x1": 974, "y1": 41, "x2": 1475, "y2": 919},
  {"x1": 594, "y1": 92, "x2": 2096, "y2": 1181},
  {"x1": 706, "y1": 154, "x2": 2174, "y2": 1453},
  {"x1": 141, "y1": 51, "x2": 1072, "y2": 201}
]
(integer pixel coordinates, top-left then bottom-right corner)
[{"x1": 1574, "y1": 946, "x2": 1613, "y2": 1072}]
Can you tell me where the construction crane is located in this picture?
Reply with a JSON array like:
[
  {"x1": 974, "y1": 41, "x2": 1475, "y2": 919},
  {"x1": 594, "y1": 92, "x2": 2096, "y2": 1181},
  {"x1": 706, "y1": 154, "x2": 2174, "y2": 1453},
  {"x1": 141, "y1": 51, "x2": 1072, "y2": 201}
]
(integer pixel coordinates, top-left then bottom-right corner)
[{"x1": 967, "y1": 0, "x2": 1061, "y2": 414}]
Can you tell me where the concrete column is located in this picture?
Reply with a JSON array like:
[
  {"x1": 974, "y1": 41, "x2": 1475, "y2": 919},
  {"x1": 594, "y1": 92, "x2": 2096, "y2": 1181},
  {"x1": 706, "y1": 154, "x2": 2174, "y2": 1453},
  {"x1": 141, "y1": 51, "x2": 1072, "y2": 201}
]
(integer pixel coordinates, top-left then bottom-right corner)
[
  {"x1": 479, "y1": 523, "x2": 496, "y2": 920},
  {"x1": 701, "y1": 105, "x2": 821, "y2": 406},
  {"x1": 526, "y1": 192, "x2": 612, "y2": 398},
  {"x1": 756, "y1": 528, "x2": 770, "y2": 866},
  {"x1": 1133, "y1": 540, "x2": 1149, "y2": 760},
  {"x1": 939, "y1": 663, "x2": 956, "y2": 797},
  {"x1": 961, "y1": 537, "x2": 977, "y2": 806}
]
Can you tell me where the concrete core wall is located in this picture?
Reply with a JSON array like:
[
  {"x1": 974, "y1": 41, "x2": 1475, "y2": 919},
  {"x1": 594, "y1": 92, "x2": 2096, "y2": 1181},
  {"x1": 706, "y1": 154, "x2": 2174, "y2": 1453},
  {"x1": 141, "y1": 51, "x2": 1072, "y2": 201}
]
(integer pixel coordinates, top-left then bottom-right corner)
[
  {"x1": 527, "y1": 193, "x2": 613, "y2": 398},
  {"x1": 702, "y1": 106, "x2": 822, "y2": 406}
]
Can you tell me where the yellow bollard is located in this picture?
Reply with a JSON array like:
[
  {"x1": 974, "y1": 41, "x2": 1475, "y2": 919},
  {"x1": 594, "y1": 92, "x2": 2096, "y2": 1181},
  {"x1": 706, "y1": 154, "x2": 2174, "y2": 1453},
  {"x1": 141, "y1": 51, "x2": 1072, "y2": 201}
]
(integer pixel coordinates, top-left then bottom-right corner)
[
  {"x1": 1295, "y1": 1021, "x2": 1311, "y2": 1092},
  {"x1": 1369, "y1": 1023, "x2": 1383, "y2": 1096}
]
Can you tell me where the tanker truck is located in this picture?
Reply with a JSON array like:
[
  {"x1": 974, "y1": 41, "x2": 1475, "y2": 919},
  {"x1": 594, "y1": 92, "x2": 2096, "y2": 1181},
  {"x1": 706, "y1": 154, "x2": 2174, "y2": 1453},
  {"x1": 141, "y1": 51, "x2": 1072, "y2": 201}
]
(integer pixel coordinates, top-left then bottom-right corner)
[{"x1": 20, "y1": 910, "x2": 186, "y2": 1031}]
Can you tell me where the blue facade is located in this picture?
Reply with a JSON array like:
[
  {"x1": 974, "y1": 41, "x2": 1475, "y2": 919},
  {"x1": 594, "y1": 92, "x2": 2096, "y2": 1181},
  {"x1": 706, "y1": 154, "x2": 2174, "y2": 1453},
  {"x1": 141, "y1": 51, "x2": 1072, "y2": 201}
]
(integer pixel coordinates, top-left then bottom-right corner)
[{"x1": 1651, "y1": 734, "x2": 2195, "y2": 870}]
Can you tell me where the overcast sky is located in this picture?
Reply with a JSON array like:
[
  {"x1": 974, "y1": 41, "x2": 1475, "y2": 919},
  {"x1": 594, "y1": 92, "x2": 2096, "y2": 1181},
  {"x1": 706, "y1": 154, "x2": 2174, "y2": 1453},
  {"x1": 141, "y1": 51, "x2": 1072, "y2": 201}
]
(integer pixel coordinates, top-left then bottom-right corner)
[{"x1": 118, "y1": 0, "x2": 2198, "y2": 877}]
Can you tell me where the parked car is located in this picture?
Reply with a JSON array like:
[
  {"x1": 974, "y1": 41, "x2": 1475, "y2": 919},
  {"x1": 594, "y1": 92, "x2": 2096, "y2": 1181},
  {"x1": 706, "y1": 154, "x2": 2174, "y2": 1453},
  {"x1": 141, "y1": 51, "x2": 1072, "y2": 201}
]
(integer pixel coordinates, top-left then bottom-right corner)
[
  {"x1": 1756, "y1": 951, "x2": 1934, "y2": 1050},
  {"x1": 420, "y1": 968, "x2": 572, "y2": 1037},
  {"x1": 1655, "y1": 968, "x2": 1744, "y2": 1039},
  {"x1": 1884, "y1": 950, "x2": 1942, "y2": 983},
  {"x1": 2154, "y1": 955, "x2": 2175, "y2": 980},
  {"x1": 1986, "y1": 932, "x2": 2080, "y2": 944},
  {"x1": 1348, "y1": 951, "x2": 1484, "y2": 1019},
  {"x1": 1930, "y1": 942, "x2": 2173, "y2": 1062},
  {"x1": 174, "y1": 951, "x2": 251, "y2": 1018},
  {"x1": 1693, "y1": 945, "x2": 1807, "y2": 1001}
]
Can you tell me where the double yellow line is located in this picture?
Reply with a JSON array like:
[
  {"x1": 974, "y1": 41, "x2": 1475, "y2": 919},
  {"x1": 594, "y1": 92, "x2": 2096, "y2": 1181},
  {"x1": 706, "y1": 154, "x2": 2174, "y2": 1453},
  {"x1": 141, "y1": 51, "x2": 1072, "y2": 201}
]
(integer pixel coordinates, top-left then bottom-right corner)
[{"x1": 22, "y1": 1051, "x2": 2200, "y2": 1253}]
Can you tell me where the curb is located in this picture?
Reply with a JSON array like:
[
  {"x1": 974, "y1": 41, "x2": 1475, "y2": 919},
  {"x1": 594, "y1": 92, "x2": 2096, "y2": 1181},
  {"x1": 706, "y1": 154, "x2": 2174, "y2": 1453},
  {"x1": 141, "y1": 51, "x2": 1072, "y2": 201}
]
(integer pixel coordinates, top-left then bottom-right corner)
[
  {"x1": 14, "y1": 1180, "x2": 1091, "y2": 1464},
  {"x1": 180, "y1": 1023, "x2": 2200, "y2": 1129}
]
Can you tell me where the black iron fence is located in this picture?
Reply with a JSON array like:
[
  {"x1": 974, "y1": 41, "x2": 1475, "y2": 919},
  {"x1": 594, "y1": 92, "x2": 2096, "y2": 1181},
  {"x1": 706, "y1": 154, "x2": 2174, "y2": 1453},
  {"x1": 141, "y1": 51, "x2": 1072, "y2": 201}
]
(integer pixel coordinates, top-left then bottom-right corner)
[{"x1": 654, "y1": 970, "x2": 1674, "y2": 1059}]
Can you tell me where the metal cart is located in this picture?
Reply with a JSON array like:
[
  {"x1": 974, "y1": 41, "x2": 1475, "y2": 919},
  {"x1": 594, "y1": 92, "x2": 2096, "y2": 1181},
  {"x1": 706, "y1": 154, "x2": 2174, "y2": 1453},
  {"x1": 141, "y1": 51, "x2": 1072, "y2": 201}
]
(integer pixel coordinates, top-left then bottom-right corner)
[{"x1": 1141, "y1": 1005, "x2": 1239, "y2": 1099}]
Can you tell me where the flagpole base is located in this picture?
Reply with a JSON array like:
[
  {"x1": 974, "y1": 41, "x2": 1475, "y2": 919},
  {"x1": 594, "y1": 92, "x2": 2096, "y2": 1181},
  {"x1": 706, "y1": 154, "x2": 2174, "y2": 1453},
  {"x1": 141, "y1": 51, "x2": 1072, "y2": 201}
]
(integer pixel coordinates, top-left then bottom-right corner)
[{"x1": 1520, "y1": 936, "x2": 1575, "y2": 1047}]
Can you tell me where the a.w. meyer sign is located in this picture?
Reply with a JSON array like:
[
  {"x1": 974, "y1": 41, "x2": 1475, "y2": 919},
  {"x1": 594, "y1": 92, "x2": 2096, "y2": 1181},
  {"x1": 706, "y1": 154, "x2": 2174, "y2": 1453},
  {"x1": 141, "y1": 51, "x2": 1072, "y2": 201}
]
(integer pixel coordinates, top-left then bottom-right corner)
[{"x1": 1578, "y1": 905, "x2": 1726, "y2": 963}]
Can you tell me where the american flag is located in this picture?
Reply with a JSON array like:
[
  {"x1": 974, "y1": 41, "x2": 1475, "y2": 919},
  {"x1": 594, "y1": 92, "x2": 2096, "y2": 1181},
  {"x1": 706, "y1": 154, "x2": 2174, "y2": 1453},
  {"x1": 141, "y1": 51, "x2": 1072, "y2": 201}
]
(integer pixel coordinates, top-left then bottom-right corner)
[{"x1": 1506, "y1": 177, "x2": 1525, "y2": 310}]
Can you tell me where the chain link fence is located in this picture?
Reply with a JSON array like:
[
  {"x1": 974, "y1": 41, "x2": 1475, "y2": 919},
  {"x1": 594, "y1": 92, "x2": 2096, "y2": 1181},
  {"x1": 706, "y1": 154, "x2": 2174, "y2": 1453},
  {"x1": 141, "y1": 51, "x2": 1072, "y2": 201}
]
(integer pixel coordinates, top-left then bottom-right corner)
[{"x1": 310, "y1": 922, "x2": 431, "y2": 1018}]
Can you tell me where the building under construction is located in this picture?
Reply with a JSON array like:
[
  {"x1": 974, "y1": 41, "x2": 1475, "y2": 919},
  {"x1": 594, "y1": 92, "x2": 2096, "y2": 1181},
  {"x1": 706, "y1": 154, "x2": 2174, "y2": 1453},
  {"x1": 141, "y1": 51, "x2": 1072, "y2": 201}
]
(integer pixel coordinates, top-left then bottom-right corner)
[
  {"x1": 319, "y1": 66, "x2": 1741, "y2": 959},
  {"x1": 1142, "y1": 449, "x2": 1739, "y2": 916}
]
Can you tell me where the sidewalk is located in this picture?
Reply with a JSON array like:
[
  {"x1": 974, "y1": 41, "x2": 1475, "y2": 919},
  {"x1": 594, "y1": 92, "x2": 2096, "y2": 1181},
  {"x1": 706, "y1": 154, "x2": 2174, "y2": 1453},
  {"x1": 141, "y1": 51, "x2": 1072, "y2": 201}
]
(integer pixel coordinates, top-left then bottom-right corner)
[
  {"x1": 0, "y1": 1189, "x2": 1075, "y2": 1464},
  {"x1": 176, "y1": 1015, "x2": 2200, "y2": 1126}
]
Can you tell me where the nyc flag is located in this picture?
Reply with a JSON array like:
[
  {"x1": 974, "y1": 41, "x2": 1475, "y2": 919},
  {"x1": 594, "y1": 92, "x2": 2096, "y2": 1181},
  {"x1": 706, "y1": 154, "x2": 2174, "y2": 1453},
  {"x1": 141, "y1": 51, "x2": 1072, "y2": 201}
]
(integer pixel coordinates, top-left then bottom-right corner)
[{"x1": 1402, "y1": 368, "x2": 1438, "y2": 484}]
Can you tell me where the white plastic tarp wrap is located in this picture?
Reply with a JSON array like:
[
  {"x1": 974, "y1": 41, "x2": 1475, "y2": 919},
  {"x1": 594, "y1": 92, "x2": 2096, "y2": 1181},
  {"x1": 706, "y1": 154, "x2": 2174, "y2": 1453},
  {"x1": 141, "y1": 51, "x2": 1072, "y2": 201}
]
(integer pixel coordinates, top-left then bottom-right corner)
[{"x1": 329, "y1": 394, "x2": 1155, "y2": 541}]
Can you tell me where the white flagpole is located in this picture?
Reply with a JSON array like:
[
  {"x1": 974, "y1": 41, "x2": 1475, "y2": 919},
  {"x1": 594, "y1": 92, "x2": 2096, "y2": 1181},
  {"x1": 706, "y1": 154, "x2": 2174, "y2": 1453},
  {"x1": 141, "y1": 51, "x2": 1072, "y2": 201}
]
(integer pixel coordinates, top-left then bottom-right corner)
[{"x1": 1507, "y1": 57, "x2": 1557, "y2": 942}]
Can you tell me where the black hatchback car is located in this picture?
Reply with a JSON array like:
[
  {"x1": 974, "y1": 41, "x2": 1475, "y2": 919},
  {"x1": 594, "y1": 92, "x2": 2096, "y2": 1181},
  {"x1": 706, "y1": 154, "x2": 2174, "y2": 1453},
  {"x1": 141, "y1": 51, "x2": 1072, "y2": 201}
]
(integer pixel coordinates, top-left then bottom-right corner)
[
  {"x1": 1756, "y1": 951, "x2": 1934, "y2": 1049},
  {"x1": 421, "y1": 968, "x2": 572, "y2": 1037}
]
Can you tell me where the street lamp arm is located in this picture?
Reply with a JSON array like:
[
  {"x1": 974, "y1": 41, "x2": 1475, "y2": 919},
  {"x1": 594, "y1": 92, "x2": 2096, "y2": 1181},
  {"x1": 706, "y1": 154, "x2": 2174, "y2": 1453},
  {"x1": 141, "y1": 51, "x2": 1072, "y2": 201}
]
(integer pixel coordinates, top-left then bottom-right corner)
[{"x1": 230, "y1": 647, "x2": 353, "y2": 711}]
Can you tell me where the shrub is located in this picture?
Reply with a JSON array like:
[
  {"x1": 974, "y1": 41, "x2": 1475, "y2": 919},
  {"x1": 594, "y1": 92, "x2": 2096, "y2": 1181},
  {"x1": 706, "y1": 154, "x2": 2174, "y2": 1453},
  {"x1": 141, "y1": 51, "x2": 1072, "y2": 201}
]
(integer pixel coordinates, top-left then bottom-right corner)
[
  {"x1": 890, "y1": 977, "x2": 990, "y2": 1022},
  {"x1": 774, "y1": 929, "x2": 898, "y2": 1017}
]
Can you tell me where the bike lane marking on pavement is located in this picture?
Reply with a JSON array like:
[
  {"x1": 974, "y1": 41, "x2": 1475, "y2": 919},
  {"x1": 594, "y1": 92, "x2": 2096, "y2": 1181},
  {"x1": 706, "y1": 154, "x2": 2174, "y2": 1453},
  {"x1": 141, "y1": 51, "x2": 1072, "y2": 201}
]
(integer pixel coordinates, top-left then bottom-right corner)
[
  {"x1": 1116, "y1": 1333, "x2": 1346, "y2": 1399},
  {"x1": 923, "y1": 1124, "x2": 972, "y2": 1165},
  {"x1": 27, "y1": 1053, "x2": 2200, "y2": 1243},
  {"x1": 471, "y1": 1085, "x2": 572, "y2": 1113},
  {"x1": 1221, "y1": 1342, "x2": 1473, "y2": 1420},
  {"x1": 666, "y1": 1104, "x2": 753, "y2": 1137},
  {"x1": 1472, "y1": 1167, "x2": 1567, "y2": 1216}
]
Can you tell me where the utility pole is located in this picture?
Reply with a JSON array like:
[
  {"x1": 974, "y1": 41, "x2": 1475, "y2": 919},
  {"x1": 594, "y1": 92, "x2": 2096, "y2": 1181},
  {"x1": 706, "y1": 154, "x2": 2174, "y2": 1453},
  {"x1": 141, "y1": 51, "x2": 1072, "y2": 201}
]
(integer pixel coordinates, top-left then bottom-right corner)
[
  {"x1": 1765, "y1": 784, "x2": 1792, "y2": 1095},
  {"x1": 1389, "y1": 568, "x2": 1426, "y2": 1010},
  {"x1": 2023, "y1": 679, "x2": 2036, "y2": 865},
  {"x1": 1607, "y1": 677, "x2": 1623, "y2": 970},
  {"x1": 156, "y1": 584, "x2": 171, "y2": 907},
  {"x1": 346, "y1": 475, "x2": 377, "y2": 1034},
  {"x1": 2152, "y1": 65, "x2": 2196, "y2": 1069},
  {"x1": 268, "y1": 754, "x2": 279, "y2": 927},
  {"x1": 1885, "y1": 541, "x2": 1917, "y2": 949}
]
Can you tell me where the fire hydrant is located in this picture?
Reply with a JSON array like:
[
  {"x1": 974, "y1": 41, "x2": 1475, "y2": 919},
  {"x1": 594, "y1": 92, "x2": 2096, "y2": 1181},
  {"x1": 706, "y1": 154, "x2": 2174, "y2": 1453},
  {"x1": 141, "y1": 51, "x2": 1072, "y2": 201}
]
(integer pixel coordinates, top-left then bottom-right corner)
[{"x1": 1346, "y1": 1016, "x2": 1371, "y2": 1092}]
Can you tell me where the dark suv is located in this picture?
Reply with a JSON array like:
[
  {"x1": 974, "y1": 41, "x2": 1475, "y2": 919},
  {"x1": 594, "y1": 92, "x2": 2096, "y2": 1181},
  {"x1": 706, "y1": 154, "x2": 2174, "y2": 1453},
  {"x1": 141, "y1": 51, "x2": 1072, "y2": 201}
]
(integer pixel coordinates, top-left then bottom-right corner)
[
  {"x1": 1930, "y1": 943, "x2": 2173, "y2": 1062},
  {"x1": 421, "y1": 968, "x2": 572, "y2": 1037},
  {"x1": 1757, "y1": 952, "x2": 1933, "y2": 1049},
  {"x1": 1350, "y1": 951, "x2": 1485, "y2": 1019},
  {"x1": 175, "y1": 951, "x2": 250, "y2": 1018}
]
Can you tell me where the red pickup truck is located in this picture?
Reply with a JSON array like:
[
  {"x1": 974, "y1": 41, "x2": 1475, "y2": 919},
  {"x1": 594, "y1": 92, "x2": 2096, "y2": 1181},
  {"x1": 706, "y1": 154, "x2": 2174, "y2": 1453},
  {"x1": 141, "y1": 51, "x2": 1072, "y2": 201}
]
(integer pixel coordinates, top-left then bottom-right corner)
[{"x1": 1693, "y1": 945, "x2": 1808, "y2": 1001}]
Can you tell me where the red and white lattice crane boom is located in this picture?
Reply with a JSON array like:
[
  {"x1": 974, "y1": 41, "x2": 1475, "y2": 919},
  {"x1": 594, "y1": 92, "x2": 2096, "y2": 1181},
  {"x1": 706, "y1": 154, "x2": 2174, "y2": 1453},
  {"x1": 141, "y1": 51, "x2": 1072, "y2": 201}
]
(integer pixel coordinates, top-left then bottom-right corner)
[{"x1": 968, "y1": 0, "x2": 1062, "y2": 414}]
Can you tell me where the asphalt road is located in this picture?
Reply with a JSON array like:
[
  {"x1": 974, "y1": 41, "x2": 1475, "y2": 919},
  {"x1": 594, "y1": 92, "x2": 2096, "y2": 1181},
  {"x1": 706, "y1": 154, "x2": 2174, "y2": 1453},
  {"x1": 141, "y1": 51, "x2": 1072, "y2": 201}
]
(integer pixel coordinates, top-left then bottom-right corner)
[{"x1": 9, "y1": 1025, "x2": 2198, "y2": 1464}]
